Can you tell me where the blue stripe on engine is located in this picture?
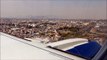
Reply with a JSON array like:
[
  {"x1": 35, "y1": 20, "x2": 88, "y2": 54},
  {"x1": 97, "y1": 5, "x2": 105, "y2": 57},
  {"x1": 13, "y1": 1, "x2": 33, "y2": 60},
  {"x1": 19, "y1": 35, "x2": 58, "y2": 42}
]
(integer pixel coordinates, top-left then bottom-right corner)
[{"x1": 66, "y1": 41, "x2": 101, "y2": 59}]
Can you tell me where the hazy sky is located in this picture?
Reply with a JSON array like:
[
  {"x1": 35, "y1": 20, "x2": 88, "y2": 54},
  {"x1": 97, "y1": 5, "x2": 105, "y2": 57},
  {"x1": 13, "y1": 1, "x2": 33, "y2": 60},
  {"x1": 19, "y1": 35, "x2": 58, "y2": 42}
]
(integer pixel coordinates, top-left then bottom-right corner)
[{"x1": 1, "y1": 0, "x2": 107, "y2": 19}]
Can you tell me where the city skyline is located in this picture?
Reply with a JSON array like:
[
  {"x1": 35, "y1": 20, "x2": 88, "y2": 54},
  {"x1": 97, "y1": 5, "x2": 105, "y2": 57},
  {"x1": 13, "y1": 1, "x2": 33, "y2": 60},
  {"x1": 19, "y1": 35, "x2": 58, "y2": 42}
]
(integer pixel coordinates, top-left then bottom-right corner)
[{"x1": 1, "y1": 0, "x2": 107, "y2": 19}]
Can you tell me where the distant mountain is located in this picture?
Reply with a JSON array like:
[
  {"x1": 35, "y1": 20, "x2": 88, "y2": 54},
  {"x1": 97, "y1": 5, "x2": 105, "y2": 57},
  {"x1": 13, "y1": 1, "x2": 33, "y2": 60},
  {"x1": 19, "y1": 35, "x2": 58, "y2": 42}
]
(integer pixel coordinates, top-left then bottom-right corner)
[
  {"x1": 1, "y1": 16, "x2": 107, "y2": 20},
  {"x1": 25, "y1": 16, "x2": 62, "y2": 20},
  {"x1": 1, "y1": 16, "x2": 62, "y2": 20}
]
